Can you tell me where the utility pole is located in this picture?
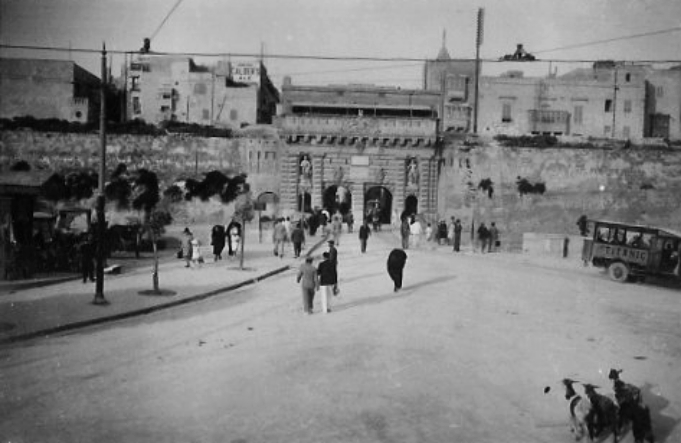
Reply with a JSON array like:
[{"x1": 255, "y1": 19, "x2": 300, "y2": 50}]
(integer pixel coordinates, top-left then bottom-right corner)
[
  {"x1": 93, "y1": 43, "x2": 109, "y2": 305},
  {"x1": 473, "y1": 7, "x2": 484, "y2": 134},
  {"x1": 612, "y1": 66, "x2": 619, "y2": 138}
]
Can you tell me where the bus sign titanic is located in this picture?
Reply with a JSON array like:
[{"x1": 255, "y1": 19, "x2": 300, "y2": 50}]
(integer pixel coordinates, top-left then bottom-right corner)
[{"x1": 593, "y1": 244, "x2": 649, "y2": 265}]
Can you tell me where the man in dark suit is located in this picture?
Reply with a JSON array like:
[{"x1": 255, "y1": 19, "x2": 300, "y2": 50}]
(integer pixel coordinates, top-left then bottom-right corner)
[
  {"x1": 387, "y1": 248, "x2": 408, "y2": 292},
  {"x1": 358, "y1": 222, "x2": 371, "y2": 253},
  {"x1": 317, "y1": 252, "x2": 337, "y2": 313}
]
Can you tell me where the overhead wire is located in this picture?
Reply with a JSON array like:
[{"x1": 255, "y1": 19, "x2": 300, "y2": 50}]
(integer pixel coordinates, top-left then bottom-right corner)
[
  {"x1": 533, "y1": 26, "x2": 681, "y2": 54},
  {"x1": 150, "y1": 0, "x2": 187, "y2": 41}
]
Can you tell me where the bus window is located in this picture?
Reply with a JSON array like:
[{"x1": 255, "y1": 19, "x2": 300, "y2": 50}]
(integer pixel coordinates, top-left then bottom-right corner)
[
  {"x1": 595, "y1": 226, "x2": 610, "y2": 243},
  {"x1": 629, "y1": 231, "x2": 652, "y2": 249}
]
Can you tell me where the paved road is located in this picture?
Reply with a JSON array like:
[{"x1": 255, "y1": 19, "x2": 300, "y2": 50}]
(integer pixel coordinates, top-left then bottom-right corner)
[{"x1": 1, "y1": 231, "x2": 679, "y2": 443}]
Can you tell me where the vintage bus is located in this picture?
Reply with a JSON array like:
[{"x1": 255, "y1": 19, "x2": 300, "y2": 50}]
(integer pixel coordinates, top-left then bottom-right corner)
[{"x1": 582, "y1": 220, "x2": 681, "y2": 283}]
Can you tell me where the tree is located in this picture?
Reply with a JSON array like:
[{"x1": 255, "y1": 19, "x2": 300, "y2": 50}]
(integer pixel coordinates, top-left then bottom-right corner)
[{"x1": 233, "y1": 191, "x2": 255, "y2": 270}]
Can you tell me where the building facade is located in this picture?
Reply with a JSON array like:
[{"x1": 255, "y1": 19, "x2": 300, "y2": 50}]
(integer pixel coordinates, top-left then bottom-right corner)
[
  {"x1": 124, "y1": 56, "x2": 278, "y2": 129},
  {"x1": 645, "y1": 67, "x2": 681, "y2": 140},
  {"x1": 422, "y1": 36, "x2": 477, "y2": 133},
  {"x1": 477, "y1": 63, "x2": 648, "y2": 140},
  {"x1": 274, "y1": 78, "x2": 442, "y2": 222},
  {"x1": 0, "y1": 58, "x2": 100, "y2": 123}
]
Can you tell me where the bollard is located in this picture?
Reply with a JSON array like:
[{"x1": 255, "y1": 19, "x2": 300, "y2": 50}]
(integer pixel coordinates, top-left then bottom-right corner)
[{"x1": 563, "y1": 237, "x2": 569, "y2": 258}]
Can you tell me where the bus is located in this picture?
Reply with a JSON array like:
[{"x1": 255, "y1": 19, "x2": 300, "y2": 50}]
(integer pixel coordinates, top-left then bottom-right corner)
[{"x1": 582, "y1": 220, "x2": 681, "y2": 283}]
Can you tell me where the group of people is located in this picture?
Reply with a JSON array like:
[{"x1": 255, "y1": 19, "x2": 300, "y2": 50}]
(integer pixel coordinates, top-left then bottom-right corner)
[
  {"x1": 180, "y1": 220, "x2": 242, "y2": 268},
  {"x1": 272, "y1": 217, "x2": 307, "y2": 258},
  {"x1": 296, "y1": 236, "x2": 409, "y2": 315},
  {"x1": 296, "y1": 240, "x2": 339, "y2": 314},
  {"x1": 476, "y1": 222, "x2": 500, "y2": 253}
]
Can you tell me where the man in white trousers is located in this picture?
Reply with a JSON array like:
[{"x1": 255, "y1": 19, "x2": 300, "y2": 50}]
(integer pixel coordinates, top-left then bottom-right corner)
[{"x1": 316, "y1": 252, "x2": 337, "y2": 314}]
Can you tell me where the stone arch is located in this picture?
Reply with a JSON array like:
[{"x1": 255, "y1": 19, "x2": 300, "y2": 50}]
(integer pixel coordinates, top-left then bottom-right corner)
[
  {"x1": 256, "y1": 191, "x2": 279, "y2": 218},
  {"x1": 322, "y1": 185, "x2": 352, "y2": 216},
  {"x1": 364, "y1": 186, "x2": 393, "y2": 225}
]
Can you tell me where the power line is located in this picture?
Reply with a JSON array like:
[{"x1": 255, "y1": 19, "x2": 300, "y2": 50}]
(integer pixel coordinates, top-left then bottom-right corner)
[
  {"x1": 150, "y1": 0, "x2": 186, "y2": 41},
  {"x1": 1, "y1": 43, "x2": 680, "y2": 65},
  {"x1": 534, "y1": 26, "x2": 681, "y2": 54}
]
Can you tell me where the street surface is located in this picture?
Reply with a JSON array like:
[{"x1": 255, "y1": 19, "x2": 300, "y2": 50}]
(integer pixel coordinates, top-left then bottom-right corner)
[{"x1": 1, "y1": 231, "x2": 680, "y2": 443}]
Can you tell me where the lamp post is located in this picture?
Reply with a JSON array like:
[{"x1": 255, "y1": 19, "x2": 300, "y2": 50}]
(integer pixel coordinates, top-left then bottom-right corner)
[
  {"x1": 473, "y1": 7, "x2": 484, "y2": 134},
  {"x1": 93, "y1": 43, "x2": 109, "y2": 305}
]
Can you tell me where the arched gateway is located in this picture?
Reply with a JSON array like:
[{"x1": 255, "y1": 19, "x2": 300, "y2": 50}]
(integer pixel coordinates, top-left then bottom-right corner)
[
  {"x1": 323, "y1": 185, "x2": 352, "y2": 215},
  {"x1": 364, "y1": 186, "x2": 393, "y2": 225}
]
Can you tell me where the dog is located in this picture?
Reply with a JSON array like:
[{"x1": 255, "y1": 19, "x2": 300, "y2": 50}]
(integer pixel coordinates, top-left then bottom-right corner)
[
  {"x1": 608, "y1": 369, "x2": 655, "y2": 443},
  {"x1": 560, "y1": 378, "x2": 594, "y2": 441},
  {"x1": 582, "y1": 383, "x2": 619, "y2": 442}
]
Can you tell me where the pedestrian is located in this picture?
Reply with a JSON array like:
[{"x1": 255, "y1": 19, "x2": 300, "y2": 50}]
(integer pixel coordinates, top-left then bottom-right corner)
[
  {"x1": 291, "y1": 222, "x2": 305, "y2": 258},
  {"x1": 211, "y1": 224, "x2": 226, "y2": 261},
  {"x1": 190, "y1": 236, "x2": 203, "y2": 268},
  {"x1": 477, "y1": 222, "x2": 489, "y2": 253},
  {"x1": 181, "y1": 227, "x2": 193, "y2": 268},
  {"x1": 387, "y1": 248, "x2": 408, "y2": 292},
  {"x1": 448, "y1": 217, "x2": 456, "y2": 246},
  {"x1": 489, "y1": 222, "x2": 499, "y2": 252},
  {"x1": 346, "y1": 212, "x2": 354, "y2": 233},
  {"x1": 327, "y1": 240, "x2": 339, "y2": 295},
  {"x1": 80, "y1": 233, "x2": 95, "y2": 283},
  {"x1": 226, "y1": 218, "x2": 241, "y2": 257},
  {"x1": 410, "y1": 216, "x2": 423, "y2": 249},
  {"x1": 425, "y1": 222, "x2": 433, "y2": 243},
  {"x1": 317, "y1": 252, "x2": 336, "y2": 313},
  {"x1": 453, "y1": 219, "x2": 462, "y2": 252},
  {"x1": 297, "y1": 256, "x2": 318, "y2": 314},
  {"x1": 272, "y1": 218, "x2": 287, "y2": 258},
  {"x1": 358, "y1": 221, "x2": 371, "y2": 253},
  {"x1": 400, "y1": 217, "x2": 410, "y2": 249},
  {"x1": 332, "y1": 212, "x2": 343, "y2": 246},
  {"x1": 438, "y1": 220, "x2": 448, "y2": 245}
]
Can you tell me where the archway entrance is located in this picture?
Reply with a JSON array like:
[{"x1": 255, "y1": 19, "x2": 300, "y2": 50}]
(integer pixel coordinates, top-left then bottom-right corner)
[
  {"x1": 256, "y1": 192, "x2": 280, "y2": 218},
  {"x1": 404, "y1": 195, "x2": 418, "y2": 219},
  {"x1": 297, "y1": 192, "x2": 312, "y2": 213},
  {"x1": 323, "y1": 185, "x2": 352, "y2": 215},
  {"x1": 364, "y1": 186, "x2": 393, "y2": 224}
]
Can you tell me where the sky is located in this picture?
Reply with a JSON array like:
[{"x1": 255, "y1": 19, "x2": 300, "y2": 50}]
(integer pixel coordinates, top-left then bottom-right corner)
[{"x1": 1, "y1": 0, "x2": 680, "y2": 89}]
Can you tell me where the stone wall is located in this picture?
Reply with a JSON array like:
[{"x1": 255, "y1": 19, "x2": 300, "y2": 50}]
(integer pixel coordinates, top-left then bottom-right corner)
[
  {"x1": 0, "y1": 129, "x2": 282, "y2": 224},
  {"x1": 438, "y1": 141, "x2": 681, "y2": 250}
]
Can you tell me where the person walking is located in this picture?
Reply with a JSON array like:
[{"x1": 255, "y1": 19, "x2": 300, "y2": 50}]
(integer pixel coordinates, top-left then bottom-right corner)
[
  {"x1": 477, "y1": 222, "x2": 490, "y2": 253},
  {"x1": 181, "y1": 227, "x2": 193, "y2": 268},
  {"x1": 489, "y1": 222, "x2": 499, "y2": 253},
  {"x1": 358, "y1": 221, "x2": 371, "y2": 253},
  {"x1": 272, "y1": 218, "x2": 287, "y2": 258},
  {"x1": 79, "y1": 233, "x2": 95, "y2": 283},
  {"x1": 400, "y1": 217, "x2": 410, "y2": 249},
  {"x1": 225, "y1": 219, "x2": 241, "y2": 257},
  {"x1": 410, "y1": 216, "x2": 423, "y2": 249},
  {"x1": 346, "y1": 212, "x2": 354, "y2": 233},
  {"x1": 190, "y1": 236, "x2": 203, "y2": 268},
  {"x1": 327, "y1": 240, "x2": 339, "y2": 295},
  {"x1": 210, "y1": 224, "x2": 226, "y2": 261},
  {"x1": 453, "y1": 219, "x2": 463, "y2": 252},
  {"x1": 425, "y1": 222, "x2": 433, "y2": 243},
  {"x1": 290, "y1": 222, "x2": 305, "y2": 258},
  {"x1": 317, "y1": 252, "x2": 336, "y2": 313},
  {"x1": 297, "y1": 256, "x2": 318, "y2": 314},
  {"x1": 387, "y1": 248, "x2": 408, "y2": 292}
]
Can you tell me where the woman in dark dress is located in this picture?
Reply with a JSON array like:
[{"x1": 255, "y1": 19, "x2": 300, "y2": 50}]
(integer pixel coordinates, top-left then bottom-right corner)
[{"x1": 211, "y1": 224, "x2": 226, "y2": 261}]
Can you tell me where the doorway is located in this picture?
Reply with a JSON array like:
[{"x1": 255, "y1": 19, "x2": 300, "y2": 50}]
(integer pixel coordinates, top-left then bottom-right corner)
[{"x1": 364, "y1": 186, "x2": 393, "y2": 224}]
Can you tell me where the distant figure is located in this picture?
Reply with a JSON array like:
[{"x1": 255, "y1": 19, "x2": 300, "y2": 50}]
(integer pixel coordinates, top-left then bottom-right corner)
[
  {"x1": 190, "y1": 237, "x2": 202, "y2": 268},
  {"x1": 453, "y1": 219, "x2": 463, "y2": 252},
  {"x1": 272, "y1": 219, "x2": 288, "y2": 258},
  {"x1": 317, "y1": 252, "x2": 337, "y2": 314},
  {"x1": 477, "y1": 222, "x2": 490, "y2": 253},
  {"x1": 387, "y1": 248, "x2": 408, "y2": 292},
  {"x1": 489, "y1": 222, "x2": 499, "y2": 252},
  {"x1": 181, "y1": 228, "x2": 193, "y2": 268},
  {"x1": 400, "y1": 218, "x2": 411, "y2": 249},
  {"x1": 226, "y1": 219, "x2": 242, "y2": 256},
  {"x1": 346, "y1": 212, "x2": 354, "y2": 233},
  {"x1": 80, "y1": 234, "x2": 95, "y2": 283},
  {"x1": 410, "y1": 217, "x2": 423, "y2": 249},
  {"x1": 290, "y1": 222, "x2": 305, "y2": 258},
  {"x1": 577, "y1": 215, "x2": 589, "y2": 237},
  {"x1": 211, "y1": 224, "x2": 226, "y2": 261},
  {"x1": 327, "y1": 240, "x2": 339, "y2": 295},
  {"x1": 425, "y1": 223, "x2": 433, "y2": 243},
  {"x1": 358, "y1": 221, "x2": 371, "y2": 253},
  {"x1": 297, "y1": 256, "x2": 318, "y2": 314}
]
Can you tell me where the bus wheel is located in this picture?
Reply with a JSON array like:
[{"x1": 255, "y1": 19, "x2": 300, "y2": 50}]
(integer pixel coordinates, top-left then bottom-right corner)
[{"x1": 608, "y1": 262, "x2": 629, "y2": 283}]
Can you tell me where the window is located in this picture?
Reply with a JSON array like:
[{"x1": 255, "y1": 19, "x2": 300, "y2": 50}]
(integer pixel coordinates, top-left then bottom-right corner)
[
  {"x1": 656, "y1": 86, "x2": 664, "y2": 97},
  {"x1": 132, "y1": 96, "x2": 141, "y2": 114},
  {"x1": 131, "y1": 76, "x2": 140, "y2": 91},
  {"x1": 194, "y1": 83, "x2": 207, "y2": 95},
  {"x1": 604, "y1": 99, "x2": 612, "y2": 112},
  {"x1": 230, "y1": 109, "x2": 238, "y2": 121},
  {"x1": 625, "y1": 73, "x2": 631, "y2": 82},
  {"x1": 573, "y1": 105, "x2": 583, "y2": 125},
  {"x1": 604, "y1": 125, "x2": 611, "y2": 136},
  {"x1": 202, "y1": 109, "x2": 210, "y2": 120},
  {"x1": 502, "y1": 103, "x2": 512, "y2": 122},
  {"x1": 160, "y1": 105, "x2": 170, "y2": 113},
  {"x1": 623, "y1": 126, "x2": 630, "y2": 139},
  {"x1": 624, "y1": 100, "x2": 632, "y2": 114}
]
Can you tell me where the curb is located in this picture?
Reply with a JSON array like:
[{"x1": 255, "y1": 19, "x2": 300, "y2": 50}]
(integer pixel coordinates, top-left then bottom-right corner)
[{"x1": 0, "y1": 265, "x2": 291, "y2": 345}]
